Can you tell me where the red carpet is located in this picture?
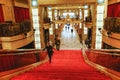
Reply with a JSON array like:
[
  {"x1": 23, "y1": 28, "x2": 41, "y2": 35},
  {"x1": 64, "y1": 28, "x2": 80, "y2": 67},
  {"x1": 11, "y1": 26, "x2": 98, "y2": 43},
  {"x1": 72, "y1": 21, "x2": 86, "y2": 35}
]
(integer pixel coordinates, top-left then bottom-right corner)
[{"x1": 11, "y1": 50, "x2": 111, "y2": 80}]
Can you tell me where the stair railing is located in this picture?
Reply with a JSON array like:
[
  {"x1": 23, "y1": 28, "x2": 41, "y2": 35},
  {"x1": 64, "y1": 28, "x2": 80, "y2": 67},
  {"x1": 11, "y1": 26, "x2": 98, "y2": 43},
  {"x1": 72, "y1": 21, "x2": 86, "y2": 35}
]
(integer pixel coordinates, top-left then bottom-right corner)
[
  {"x1": 0, "y1": 49, "x2": 48, "y2": 80},
  {"x1": 82, "y1": 41, "x2": 120, "y2": 80},
  {"x1": 0, "y1": 49, "x2": 47, "y2": 72}
]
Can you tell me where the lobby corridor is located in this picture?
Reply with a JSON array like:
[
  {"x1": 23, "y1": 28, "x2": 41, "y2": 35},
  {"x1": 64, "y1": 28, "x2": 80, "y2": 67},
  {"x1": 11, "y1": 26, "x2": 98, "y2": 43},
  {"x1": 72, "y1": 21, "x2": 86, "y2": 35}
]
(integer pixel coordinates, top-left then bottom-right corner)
[{"x1": 60, "y1": 25, "x2": 82, "y2": 50}]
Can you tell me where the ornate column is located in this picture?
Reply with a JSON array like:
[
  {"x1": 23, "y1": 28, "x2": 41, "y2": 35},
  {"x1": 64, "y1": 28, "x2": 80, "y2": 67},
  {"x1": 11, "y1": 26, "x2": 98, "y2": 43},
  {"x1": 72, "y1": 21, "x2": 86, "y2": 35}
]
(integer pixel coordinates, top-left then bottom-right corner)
[
  {"x1": 81, "y1": 8, "x2": 84, "y2": 42},
  {"x1": 52, "y1": 9, "x2": 55, "y2": 34},
  {"x1": 43, "y1": 7, "x2": 50, "y2": 45},
  {"x1": 76, "y1": 9, "x2": 79, "y2": 20},
  {"x1": 52, "y1": 9, "x2": 55, "y2": 21},
  {"x1": 60, "y1": 10, "x2": 63, "y2": 18},
  {"x1": 52, "y1": 9, "x2": 56, "y2": 29},
  {"x1": 78, "y1": 9, "x2": 80, "y2": 20},
  {"x1": 57, "y1": 10, "x2": 60, "y2": 20},
  {"x1": 28, "y1": 0, "x2": 34, "y2": 28},
  {"x1": 52, "y1": 9, "x2": 56, "y2": 45},
  {"x1": 38, "y1": 6, "x2": 45, "y2": 48},
  {"x1": 104, "y1": 0, "x2": 108, "y2": 18},
  {"x1": 28, "y1": 0, "x2": 35, "y2": 47},
  {"x1": 91, "y1": 3, "x2": 97, "y2": 49}
]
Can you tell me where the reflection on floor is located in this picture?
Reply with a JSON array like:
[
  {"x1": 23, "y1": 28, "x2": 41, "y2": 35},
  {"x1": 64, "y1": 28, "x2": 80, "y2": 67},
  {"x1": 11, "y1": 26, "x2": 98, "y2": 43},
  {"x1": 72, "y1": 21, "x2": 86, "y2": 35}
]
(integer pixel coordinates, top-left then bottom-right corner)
[{"x1": 60, "y1": 25, "x2": 82, "y2": 50}]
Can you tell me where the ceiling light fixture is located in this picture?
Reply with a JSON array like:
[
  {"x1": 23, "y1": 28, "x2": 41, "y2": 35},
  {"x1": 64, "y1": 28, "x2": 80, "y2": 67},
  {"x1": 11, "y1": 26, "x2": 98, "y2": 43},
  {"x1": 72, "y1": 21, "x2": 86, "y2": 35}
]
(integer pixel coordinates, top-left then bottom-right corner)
[
  {"x1": 98, "y1": 0, "x2": 104, "y2": 4},
  {"x1": 32, "y1": 0, "x2": 38, "y2": 7}
]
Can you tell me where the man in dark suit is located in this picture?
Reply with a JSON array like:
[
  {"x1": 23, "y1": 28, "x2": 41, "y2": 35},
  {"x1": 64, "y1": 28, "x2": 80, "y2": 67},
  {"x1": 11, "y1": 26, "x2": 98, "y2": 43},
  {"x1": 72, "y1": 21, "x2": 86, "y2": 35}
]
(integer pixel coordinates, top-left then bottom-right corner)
[{"x1": 43, "y1": 42, "x2": 54, "y2": 63}]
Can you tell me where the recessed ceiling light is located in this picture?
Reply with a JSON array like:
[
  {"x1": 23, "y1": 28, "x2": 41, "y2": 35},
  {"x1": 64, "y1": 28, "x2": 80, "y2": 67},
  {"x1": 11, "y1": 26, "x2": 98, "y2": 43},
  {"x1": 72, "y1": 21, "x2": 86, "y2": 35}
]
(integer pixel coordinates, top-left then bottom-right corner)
[
  {"x1": 98, "y1": 0, "x2": 104, "y2": 4},
  {"x1": 32, "y1": 0, "x2": 38, "y2": 6},
  {"x1": 84, "y1": 5, "x2": 88, "y2": 9}
]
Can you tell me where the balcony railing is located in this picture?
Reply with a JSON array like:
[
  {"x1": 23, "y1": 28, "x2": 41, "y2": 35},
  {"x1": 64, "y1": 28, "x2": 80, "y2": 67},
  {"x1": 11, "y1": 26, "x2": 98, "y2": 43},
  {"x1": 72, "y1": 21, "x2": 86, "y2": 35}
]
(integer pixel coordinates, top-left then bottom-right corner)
[
  {"x1": 0, "y1": 20, "x2": 32, "y2": 37},
  {"x1": 103, "y1": 17, "x2": 120, "y2": 33}
]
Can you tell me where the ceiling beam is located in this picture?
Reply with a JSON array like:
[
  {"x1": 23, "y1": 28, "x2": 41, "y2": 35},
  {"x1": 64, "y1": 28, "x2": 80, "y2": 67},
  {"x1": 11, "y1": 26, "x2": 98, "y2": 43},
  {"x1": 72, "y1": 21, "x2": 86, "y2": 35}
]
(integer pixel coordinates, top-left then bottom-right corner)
[{"x1": 38, "y1": 0, "x2": 96, "y2": 6}]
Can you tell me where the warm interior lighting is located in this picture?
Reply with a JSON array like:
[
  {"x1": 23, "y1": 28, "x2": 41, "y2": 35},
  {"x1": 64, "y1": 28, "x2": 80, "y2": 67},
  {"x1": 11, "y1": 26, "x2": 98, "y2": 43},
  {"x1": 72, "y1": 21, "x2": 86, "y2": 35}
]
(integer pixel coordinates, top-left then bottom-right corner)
[
  {"x1": 98, "y1": 0, "x2": 104, "y2": 4},
  {"x1": 32, "y1": 0, "x2": 38, "y2": 7},
  {"x1": 84, "y1": 5, "x2": 88, "y2": 9},
  {"x1": 48, "y1": 7, "x2": 52, "y2": 10}
]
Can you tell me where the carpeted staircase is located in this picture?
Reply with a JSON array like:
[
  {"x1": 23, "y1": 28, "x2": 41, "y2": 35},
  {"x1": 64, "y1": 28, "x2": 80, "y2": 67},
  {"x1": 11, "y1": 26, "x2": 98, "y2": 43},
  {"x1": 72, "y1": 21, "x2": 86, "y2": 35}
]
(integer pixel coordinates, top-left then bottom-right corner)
[{"x1": 11, "y1": 50, "x2": 111, "y2": 80}]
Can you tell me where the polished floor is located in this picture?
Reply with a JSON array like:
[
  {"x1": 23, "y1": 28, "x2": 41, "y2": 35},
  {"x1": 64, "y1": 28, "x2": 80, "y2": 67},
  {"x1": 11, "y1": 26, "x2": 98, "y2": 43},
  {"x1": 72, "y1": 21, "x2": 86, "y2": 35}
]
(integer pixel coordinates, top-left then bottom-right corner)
[{"x1": 60, "y1": 25, "x2": 82, "y2": 50}]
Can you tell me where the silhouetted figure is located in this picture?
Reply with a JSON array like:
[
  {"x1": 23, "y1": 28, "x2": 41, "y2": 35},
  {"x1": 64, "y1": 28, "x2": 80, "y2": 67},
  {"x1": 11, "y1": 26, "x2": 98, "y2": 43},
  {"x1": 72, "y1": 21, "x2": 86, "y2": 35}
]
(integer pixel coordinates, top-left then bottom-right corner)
[
  {"x1": 43, "y1": 42, "x2": 54, "y2": 63},
  {"x1": 85, "y1": 39, "x2": 91, "y2": 48},
  {"x1": 65, "y1": 26, "x2": 67, "y2": 30},
  {"x1": 55, "y1": 36, "x2": 61, "y2": 50},
  {"x1": 71, "y1": 29, "x2": 73, "y2": 33},
  {"x1": 68, "y1": 26, "x2": 70, "y2": 30}
]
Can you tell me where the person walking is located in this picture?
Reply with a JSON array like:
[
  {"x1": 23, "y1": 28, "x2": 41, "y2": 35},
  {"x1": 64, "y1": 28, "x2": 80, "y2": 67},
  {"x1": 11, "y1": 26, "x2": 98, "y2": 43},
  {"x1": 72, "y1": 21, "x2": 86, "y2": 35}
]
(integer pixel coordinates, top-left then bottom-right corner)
[
  {"x1": 71, "y1": 28, "x2": 73, "y2": 33},
  {"x1": 55, "y1": 36, "x2": 61, "y2": 51},
  {"x1": 43, "y1": 42, "x2": 54, "y2": 63}
]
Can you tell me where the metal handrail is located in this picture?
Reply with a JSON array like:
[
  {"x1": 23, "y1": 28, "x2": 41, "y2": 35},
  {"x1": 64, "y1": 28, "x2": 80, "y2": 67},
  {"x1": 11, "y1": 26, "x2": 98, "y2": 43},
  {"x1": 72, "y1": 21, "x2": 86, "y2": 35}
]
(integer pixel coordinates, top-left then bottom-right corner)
[
  {"x1": 0, "y1": 51, "x2": 42, "y2": 56},
  {"x1": 0, "y1": 49, "x2": 44, "y2": 56},
  {"x1": 88, "y1": 50, "x2": 120, "y2": 56},
  {"x1": 91, "y1": 49, "x2": 120, "y2": 52}
]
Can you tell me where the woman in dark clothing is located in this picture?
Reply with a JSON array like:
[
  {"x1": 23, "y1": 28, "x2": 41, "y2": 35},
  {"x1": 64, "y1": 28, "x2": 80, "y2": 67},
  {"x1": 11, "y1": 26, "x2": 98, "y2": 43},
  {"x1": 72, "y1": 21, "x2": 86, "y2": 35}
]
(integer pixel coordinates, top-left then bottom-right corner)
[{"x1": 43, "y1": 42, "x2": 54, "y2": 63}]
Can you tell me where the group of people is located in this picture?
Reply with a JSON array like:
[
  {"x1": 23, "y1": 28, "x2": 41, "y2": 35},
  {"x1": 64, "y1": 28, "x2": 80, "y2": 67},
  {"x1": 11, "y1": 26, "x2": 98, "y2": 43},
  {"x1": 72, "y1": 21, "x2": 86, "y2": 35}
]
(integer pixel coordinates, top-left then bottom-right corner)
[
  {"x1": 65, "y1": 26, "x2": 70, "y2": 30},
  {"x1": 43, "y1": 35, "x2": 61, "y2": 63},
  {"x1": 65, "y1": 25, "x2": 74, "y2": 33}
]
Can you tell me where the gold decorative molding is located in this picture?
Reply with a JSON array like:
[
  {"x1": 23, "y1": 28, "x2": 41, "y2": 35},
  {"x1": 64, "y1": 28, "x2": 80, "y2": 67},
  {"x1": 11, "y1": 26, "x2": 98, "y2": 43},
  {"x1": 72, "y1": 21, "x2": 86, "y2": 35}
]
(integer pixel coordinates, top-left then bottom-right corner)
[
  {"x1": 102, "y1": 29, "x2": 120, "y2": 49},
  {"x1": 14, "y1": 1, "x2": 29, "y2": 8},
  {"x1": 108, "y1": 0, "x2": 120, "y2": 5},
  {"x1": 0, "y1": 30, "x2": 34, "y2": 49},
  {"x1": 38, "y1": 0, "x2": 96, "y2": 6}
]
